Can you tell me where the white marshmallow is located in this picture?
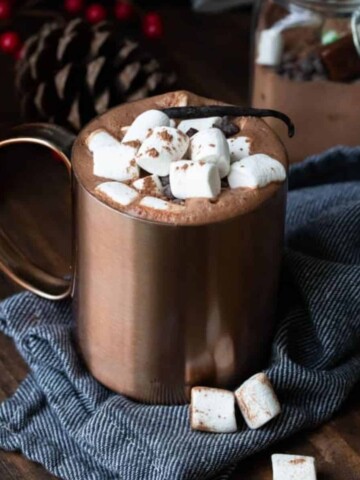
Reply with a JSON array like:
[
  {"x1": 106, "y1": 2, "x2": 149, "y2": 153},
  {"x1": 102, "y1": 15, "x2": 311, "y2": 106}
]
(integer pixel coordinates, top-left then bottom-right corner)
[
  {"x1": 190, "y1": 387, "x2": 237, "y2": 433},
  {"x1": 235, "y1": 372, "x2": 281, "y2": 429},
  {"x1": 228, "y1": 154, "x2": 286, "y2": 189},
  {"x1": 190, "y1": 128, "x2": 230, "y2": 178},
  {"x1": 87, "y1": 129, "x2": 119, "y2": 152},
  {"x1": 96, "y1": 182, "x2": 139, "y2": 206},
  {"x1": 122, "y1": 109, "x2": 170, "y2": 144},
  {"x1": 227, "y1": 136, "x2": 251, "y2": 163},
  {"x1": 272, "y1": 454, "x2": 317, "y2": 480},
  {"x1": 170, "y1": 160, "x2": 221, "y2": 200},
  {"x1": 88, "y1": 129, "x2": 140, "y2": 181},
  {"x1": 132, "y1": 175, "x2": 163, "y2": 196},
  {"x1": 169, "y1": 119, "x2": 176, "y2": 128},
  {"x1": 140, "y1": 196, "x2": 184, "y2": 213},
  {"x1": 256, "y1": 29, "x2": 284, "y2": 66},
  {"x1": 178, "y1": 117, "x2": 222, "y2": 134},
  {"x1": 136, "y1": 127, "x2": 189, "y2": 177}
]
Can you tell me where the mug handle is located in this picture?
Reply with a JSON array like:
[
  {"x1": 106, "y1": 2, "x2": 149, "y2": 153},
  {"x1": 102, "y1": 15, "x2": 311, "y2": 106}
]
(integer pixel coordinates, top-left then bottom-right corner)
[{"x1": 0, "y1": 123, "x2": 76, "y2": 300}]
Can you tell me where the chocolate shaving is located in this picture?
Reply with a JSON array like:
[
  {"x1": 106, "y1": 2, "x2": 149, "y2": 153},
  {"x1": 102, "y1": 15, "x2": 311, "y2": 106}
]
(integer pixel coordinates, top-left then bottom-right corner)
[{"x1": 161, "y1": 106, "x2": 295, "y2": 138}]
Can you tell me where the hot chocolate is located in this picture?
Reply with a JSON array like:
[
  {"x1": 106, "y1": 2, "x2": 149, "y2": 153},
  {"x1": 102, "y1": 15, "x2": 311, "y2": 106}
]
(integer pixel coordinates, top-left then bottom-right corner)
[
  {"x1": 73, "y1": 91, "x2": 288, "y2": 225},
  {"x1": 252, "y1": 1, "x2": 360, "y2": 163}
]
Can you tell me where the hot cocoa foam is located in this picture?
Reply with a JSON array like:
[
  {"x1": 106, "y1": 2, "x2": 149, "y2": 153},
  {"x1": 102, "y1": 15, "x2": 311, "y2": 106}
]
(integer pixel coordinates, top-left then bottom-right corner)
[{"x1": 72, "y1": 91, "x2": 288, "y2": 225}]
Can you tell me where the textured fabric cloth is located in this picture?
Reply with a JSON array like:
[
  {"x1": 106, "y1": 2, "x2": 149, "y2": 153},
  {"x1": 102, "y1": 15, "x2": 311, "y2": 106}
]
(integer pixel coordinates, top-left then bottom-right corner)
[{"x1": 0, "y1": 146, "x2": 360, "y2": 480}]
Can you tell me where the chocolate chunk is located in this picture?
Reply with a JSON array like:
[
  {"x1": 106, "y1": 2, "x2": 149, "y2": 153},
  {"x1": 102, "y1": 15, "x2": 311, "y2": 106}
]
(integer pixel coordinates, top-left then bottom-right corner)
[
  {"x1": 221, "y1": 178, "x2": 229, "y2": 189},
  {"x1": 163, "y1": 184, "x2": 176, "y2": 200},
  {"x1": 319, "y1": 34, "x2": 360, "y2": 82},
  {"x1": 216, "y1": 117, "x2": 240, "y2": 138},
  {"x1": 186, "y1": 127, "x2": 198, "y2": 137},
  {"x1": 160, "y1": 175, "x2": 170, "y2": 187}
]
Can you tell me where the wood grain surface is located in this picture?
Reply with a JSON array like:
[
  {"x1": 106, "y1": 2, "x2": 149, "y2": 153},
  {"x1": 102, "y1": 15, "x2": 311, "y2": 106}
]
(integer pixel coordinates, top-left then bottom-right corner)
[{"x1": 0, "y1": 5, "x2": 359, "y2": 480}]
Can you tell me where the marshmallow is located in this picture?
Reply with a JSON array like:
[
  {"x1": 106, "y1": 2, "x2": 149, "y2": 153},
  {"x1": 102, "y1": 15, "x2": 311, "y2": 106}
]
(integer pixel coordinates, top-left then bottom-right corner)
[
  {"x1": 122, "y1": 109, "x2": 170, "y2": 144},
  {"x1": 96, "y1": 181, "x2": 139, "y2": 206},
  {"x1": 170, "y1": 160, "x2": 221, "y2": 200},
  {"x1": 235, "y1": 372, "x2": 281, "y2": 429},
  {"x1": 169, "y1": 119, "x2": 176, "y2": 128},
  {"x1": 228, "y1": 154, "x2": 286, "y2": 189},
  {"x1": 272, "y1": 454, "x2": 317, "y2": 480},
  {"x1": 178, "y1": 117, "x2": 222, "y2": 134},
  {"x1": 190, "y1": 128, "x2": 230, "y2": 178},
  {"x1": 87, "y1": 129, "x2": 120, "y2": 152},
  {"x1": 87, "y1": 129, "x2": 140, "y2": 181},
  {"x1": 140, "y1": 196, "x2": 183, "y2": 212},
  {"x1": 190, "y1": 387, "x2": 237, "y2": 433},
  {"x1": 132, "y1": 174, "x2": 163, "y2": 196},
  {"x1": 256, "y1": 29, "x2": 284, "y2": 66},
  {"x1": 136, "y1": 127, "x2": 189, "y2": 177},
  {"x1": 228, "y1": 136, "x2": 251, "y2": 163}
]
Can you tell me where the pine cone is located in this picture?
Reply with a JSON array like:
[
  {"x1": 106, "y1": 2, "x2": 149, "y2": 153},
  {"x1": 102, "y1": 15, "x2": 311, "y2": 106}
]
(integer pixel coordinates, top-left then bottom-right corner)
[{"x1": 15, "y1": 18, "x2": 177, "y2": 131}]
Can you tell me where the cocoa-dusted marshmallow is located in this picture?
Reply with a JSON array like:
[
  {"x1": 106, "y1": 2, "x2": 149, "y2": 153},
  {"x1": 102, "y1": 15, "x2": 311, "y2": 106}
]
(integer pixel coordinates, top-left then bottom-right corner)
[
  {"x1": 190, "y1": 387, "x2": 237, "y2": 433},
  {"x1": 235, "y1": 372, "x2": 281, "y2": 429},
  {"x1": 178, "y1": 117, "x2": 222, "y2": 134},
  {"x1": 272, "y1": 454, "x2": 317, "y2": 480},
  {"x1": 132, "y1": 174, "x2": 163, "y2": 196},
  {"x1": 136, "y1": 127, "x2": 189, "y2": 176},
  {"x1": 96, "y1": 181, "x2": 139, "y2": 206},
  {"x1": 228, "y1": 154, "x2": 286, "y2": 189},
  {"x1": 170, "y1": 160, "x2": 221, "y2": 200},
  {"x1": 140, "y1": 196, "x2": 183, "y2": 212},
  {"x1": 122, "y1": 109, "x2": 170, "y2": 144},
  {"x1": 190, "y1": 128, "x2": 230, "y2": 178},
  {"x1": 87, "y1": 129, "x2": 140, "y2": 181},
  {"x1": 227, "y1": 136, "x2": 251, "y2": 163}
]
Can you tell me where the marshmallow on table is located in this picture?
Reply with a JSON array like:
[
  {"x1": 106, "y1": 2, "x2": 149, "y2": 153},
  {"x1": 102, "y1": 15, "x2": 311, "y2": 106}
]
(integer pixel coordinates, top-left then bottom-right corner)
[
  {"x1": 96, "y1": 181, "x2": 139, "y2": 206},
  {"x1": 190, "y1": 387, "x2": 237, "y2": 433},
  {"x1": 178, "y1": 117, "x2": 222, "y2": 134},
  {"x1": 256, "y1": 29, "x2": 284, "y2": 67},
  {"x1": 272, "y1": 454, "x2": 317, "y2": 480},
  {"x1": 122, "y1": 109, "x2": 170, "y2": 144},
  {"x1": 136, "y1": 127, "x2": 189, "y2": 177},
  {"x1": 235, "y1": 372, "x2": 281, "y2": 429},
  {"x1": 170, "y1": 160, "x2": 221, "y2": 200},
  {"x1": 87, "y1": 129, "x2": 140, "y2": 182},
  {"x1": 228, "y1": 154, "x2": 286, "y2": 189},
  {"x1": 228, "y1": 136, "x2": 251, "y2": 163},
  {"x1": 190, "y1": 128, "x2": 230, "y2": 178},
  {"x1": 132, "y1": 174, "x2": 163, "y2": 196}
]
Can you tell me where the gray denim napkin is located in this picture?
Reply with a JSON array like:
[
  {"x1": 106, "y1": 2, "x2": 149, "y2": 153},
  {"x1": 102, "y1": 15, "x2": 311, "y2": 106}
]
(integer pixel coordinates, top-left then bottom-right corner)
[{"x1": 0, "y1": 146, "x2": 360, "y2": 480}]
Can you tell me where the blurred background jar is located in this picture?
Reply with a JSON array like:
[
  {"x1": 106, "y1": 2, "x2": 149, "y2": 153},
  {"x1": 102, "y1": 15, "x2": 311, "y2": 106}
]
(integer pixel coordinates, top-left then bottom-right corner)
[{"x1": 251, "y1": 0, "x2": 360, "y2": 163}]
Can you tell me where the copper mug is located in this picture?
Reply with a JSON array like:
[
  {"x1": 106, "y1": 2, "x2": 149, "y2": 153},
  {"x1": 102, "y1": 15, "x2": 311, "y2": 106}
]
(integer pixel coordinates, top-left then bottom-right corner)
[{"x1": 0, "y1": 92, "x2": 287, "y2": 404}]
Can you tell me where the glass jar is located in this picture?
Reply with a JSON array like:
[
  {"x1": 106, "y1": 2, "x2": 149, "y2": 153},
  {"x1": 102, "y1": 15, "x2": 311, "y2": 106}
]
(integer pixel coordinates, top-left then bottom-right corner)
[{"x1": 251, "y1": 0, "x2": 360, "y2": 163}]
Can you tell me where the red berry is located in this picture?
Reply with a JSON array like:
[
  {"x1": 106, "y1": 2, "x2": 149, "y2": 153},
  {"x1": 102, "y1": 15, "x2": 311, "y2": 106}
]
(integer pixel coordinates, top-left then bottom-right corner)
[
  {"x1": 144, "y1": 12, "x2": 162, "y2": 26},
  {"x1": 114, "y1": 2, "x2": 135, "y2": 21},
  {"x1": 85, "y1": 3, "x2": 107, "y2": 24},
  {"x1": 0, "y1": 0, "x2": 11, "y2": 20},
  {"x1": 143, "y1": 14, "x2": 163, "y2": 39},
  {"x1": 0, "y1": 31, "x2": 21, "y2": 55},
  {"x1": 64, "y1": 0, "x2": 84, "y2": 14}
]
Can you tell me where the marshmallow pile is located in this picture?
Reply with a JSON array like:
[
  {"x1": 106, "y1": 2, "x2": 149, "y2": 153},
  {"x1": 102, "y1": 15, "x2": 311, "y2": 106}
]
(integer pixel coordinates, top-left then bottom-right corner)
[
  {"x1": 190, "y1": 372, "x2": 281, "y2": 434},
  {"x1": 87, "y1": 109, "x2": 286, "y2": 211}
]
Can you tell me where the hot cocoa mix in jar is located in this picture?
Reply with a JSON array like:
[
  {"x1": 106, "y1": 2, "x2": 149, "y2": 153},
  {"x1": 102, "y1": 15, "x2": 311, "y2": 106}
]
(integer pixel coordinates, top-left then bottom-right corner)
[{"x1": 251, "y1": 0, "x2": 360, "y2": 163}]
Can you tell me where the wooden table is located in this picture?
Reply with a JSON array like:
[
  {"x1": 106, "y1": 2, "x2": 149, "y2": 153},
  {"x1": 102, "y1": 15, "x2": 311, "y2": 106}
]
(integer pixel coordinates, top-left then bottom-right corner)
[{"x1": 0, "y1": 6, "x2": 359, "y2": 479}]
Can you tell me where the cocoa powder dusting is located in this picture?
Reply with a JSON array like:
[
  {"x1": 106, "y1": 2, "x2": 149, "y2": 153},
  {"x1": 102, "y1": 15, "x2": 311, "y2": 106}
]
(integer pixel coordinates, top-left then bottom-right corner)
[
  {"x1": 289, "y1": 458, "x2": 306, "y2": 465},
  {"x1": 146, "y1": 148, "x2": 160, "y2": 157},
  {"x1": 123, "y1": 140, "x2": 141, "y2": 149},
  {"x1": 157, "y1": 130, "x2": 173, "y2": 142}
]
